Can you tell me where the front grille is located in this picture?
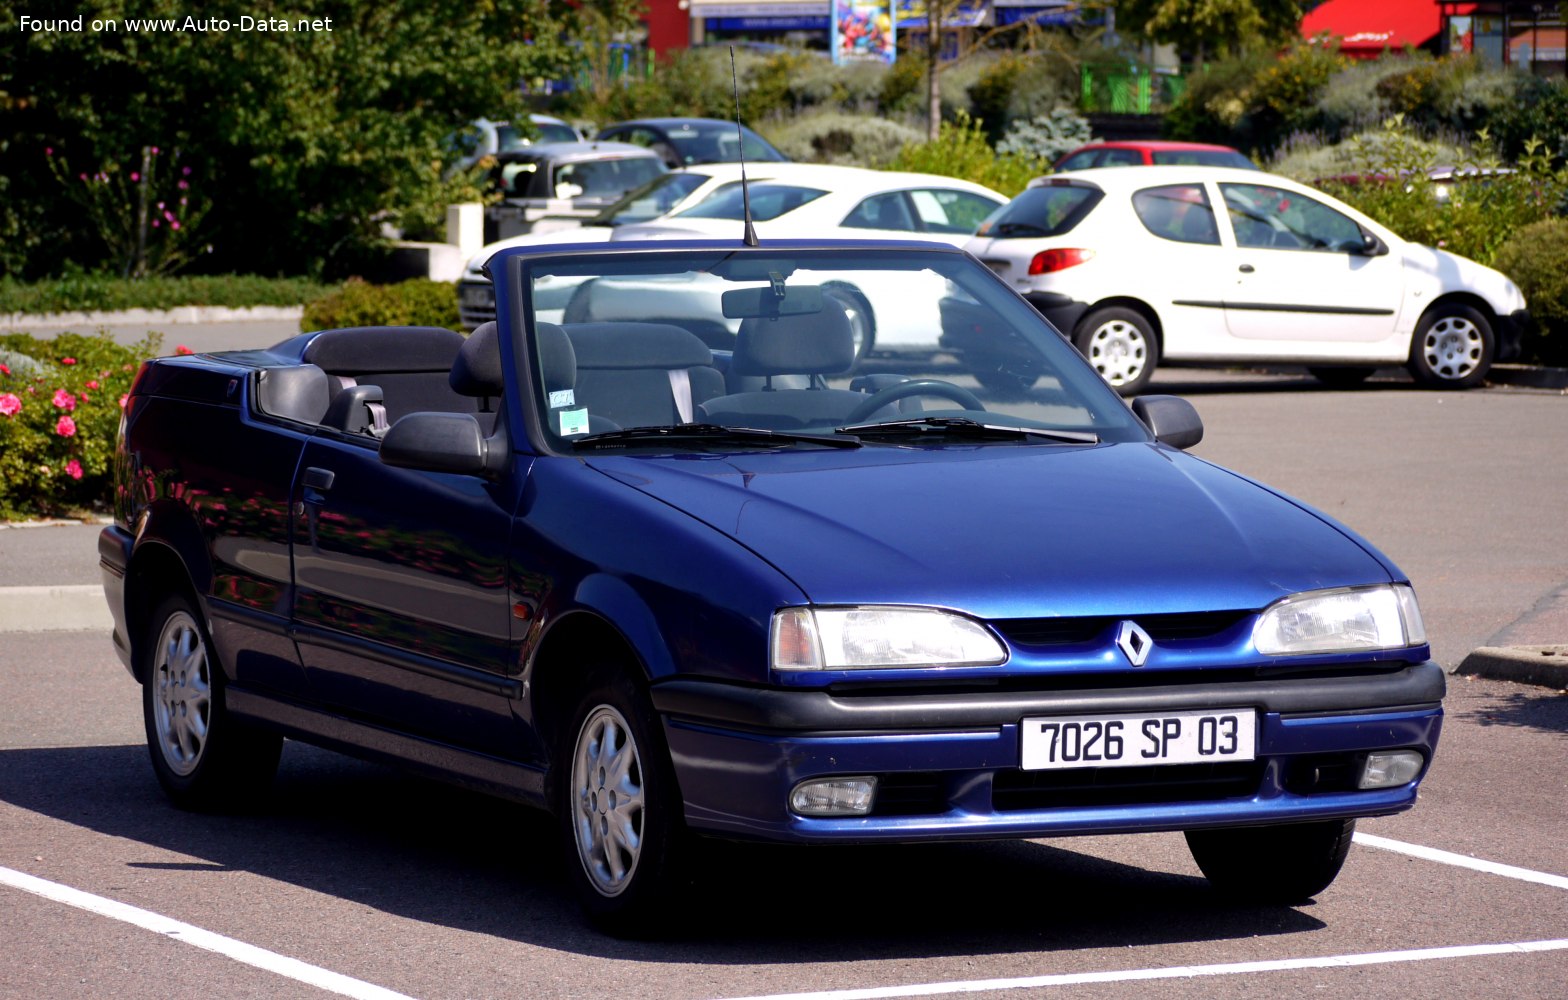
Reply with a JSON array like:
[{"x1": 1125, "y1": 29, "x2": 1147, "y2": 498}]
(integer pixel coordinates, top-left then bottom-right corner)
[
  {"x1": 992, "y1": 761, "x2": 1265, "y2": 811},
  {"x1": 995, "y1": 610, "x2": 1251, "y2": 648}
]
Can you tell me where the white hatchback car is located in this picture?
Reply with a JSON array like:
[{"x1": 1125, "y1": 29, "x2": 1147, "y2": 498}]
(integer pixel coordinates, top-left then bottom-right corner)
[{"x1": 965, "y1": 166, "x2": 1530, "y2": 394}]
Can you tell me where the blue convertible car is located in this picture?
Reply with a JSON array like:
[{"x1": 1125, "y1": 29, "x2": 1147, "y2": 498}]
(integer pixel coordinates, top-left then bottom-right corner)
[{"x1": 102, "y1": 238, "x2": 1442, "y2": 934}]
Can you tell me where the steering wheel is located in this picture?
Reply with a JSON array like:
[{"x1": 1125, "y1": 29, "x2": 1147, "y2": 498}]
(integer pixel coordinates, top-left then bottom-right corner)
[{"x1": 844, "y1": 379, "x2": 985, "y2": 424}]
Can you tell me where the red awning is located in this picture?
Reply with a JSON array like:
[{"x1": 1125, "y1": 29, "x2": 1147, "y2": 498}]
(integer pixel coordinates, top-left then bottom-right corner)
[{"x1": 1301, "y1": 0, "x2": 1462, "y2": 56}]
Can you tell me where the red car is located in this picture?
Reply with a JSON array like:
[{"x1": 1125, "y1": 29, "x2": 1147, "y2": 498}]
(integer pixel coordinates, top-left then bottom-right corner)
[{"x1": 1055, "y1": 140, "x2": 1257, "y2": 172}]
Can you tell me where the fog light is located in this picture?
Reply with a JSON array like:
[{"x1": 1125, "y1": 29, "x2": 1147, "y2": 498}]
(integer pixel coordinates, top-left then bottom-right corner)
[
  {"x1": 1359, "y1": 751, "x2": 1424, "y2": 789},
  {"x1": 790, "y1": 777, "x2": 877, "y2": 817}
]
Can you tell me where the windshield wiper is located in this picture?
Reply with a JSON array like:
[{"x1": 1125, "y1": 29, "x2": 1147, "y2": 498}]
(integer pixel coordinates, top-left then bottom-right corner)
[
  {"x1": 572, "y1": 423, "x2": 861, "y2": 450},
  {"x1": 835, "y1": 417, "x2": 1098, "y2": 444}
]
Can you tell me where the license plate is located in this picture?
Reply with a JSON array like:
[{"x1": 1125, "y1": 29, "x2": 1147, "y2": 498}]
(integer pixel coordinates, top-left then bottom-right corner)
[{"x1": 1021, "y1": 708, "x2": 1256, "y2": 770}]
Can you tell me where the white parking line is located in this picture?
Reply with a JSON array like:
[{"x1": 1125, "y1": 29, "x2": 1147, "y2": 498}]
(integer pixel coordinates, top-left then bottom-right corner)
[
  {"x1": 719, "y1": 939, "x2": 1568, "y2": 1000},
  {"x1": 0, "y1": 866, "x2": 415, "y2": 1000},
  {"x1": 1353, "y1": 832, "x2": 1568, "y2": 890}
]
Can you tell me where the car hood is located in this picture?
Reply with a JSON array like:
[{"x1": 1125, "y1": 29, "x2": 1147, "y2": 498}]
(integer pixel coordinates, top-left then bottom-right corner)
[
  {"x1": 1400, "y1": 243, "x2": 1527, "y2": 312},
  {"x1": 586, "y1": 443, "x2": 1392, "y2": 619}
]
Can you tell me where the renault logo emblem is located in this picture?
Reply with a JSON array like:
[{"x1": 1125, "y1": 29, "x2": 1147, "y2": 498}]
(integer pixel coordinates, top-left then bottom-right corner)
[{"x1": 1116, "y1": 621, "x2": 1152, "y2": 667}]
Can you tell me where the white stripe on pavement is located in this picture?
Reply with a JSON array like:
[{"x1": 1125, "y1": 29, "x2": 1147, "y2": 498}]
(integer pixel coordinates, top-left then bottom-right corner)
[
  {"x1": 718, "y1": 939, "x2": 1568, "y2": 1000},
  {"x1": 0, "y1": 866, "x2": 415, "y2": 1000},
  {"x1": 1354, "y1": 832, "x2": 1568, "y2": 890}
]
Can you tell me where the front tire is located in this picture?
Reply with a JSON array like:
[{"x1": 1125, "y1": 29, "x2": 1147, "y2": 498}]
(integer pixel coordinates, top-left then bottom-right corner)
[
  {"x1": 1075, "y1": 307, "x2": 1157, "y2": 396},
  {"x1": 1185, "y1": 819, "x2": 1356, "y2": 904},
  {"x1": 556, "y1": 669, "x2": 687, "y2": 936},
  {"x1": 1408, "y1": 304, "x2": 1494, "y2": 389},
  {"x1": 142, "y1": 595, "x2": 281, "y2": 811}
]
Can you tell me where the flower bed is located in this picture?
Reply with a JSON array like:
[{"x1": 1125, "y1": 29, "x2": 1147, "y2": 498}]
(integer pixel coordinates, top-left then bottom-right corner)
[{"x1": 0, "y1": 331, "x2": 161, "y2": 520}]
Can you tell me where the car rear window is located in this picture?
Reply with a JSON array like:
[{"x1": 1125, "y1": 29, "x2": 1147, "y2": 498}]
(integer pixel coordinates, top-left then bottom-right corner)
[
  {"x1": 975, "y1": 184, "x2": 1103, "y2": 239},
  {"x1": 675, "y1": 183, "x2": 827, "y2": 222},
  {"x1": 1151, "y1": 149, "x2": 1256, "y2": 169}
]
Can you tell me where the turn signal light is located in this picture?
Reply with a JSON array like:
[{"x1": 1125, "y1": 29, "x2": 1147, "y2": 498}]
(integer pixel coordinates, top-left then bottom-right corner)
[{"x1": 1028, "y1": 248, "x2": 1096, "y2": 274}]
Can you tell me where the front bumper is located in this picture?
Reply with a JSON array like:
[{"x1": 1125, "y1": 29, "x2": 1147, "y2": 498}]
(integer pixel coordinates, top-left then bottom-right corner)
[
  {"x1": 652, "y1": 662, "x2": 1444, "y2": 842},
  {"x1": 99, "y1": 525, "x2": 134, "y2": 676},
  {"x1": 1023, "y1": 291, "x2": 1090, "y2": 339}
]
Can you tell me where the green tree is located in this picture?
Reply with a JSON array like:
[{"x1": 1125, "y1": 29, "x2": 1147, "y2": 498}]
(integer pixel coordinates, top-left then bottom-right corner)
[
  {"x1": 1116, "y1": 0, "x2": 1304, "y2": 62},
  {"x1": 2, "y1": 0, "x2": 581, "y2": 279}
]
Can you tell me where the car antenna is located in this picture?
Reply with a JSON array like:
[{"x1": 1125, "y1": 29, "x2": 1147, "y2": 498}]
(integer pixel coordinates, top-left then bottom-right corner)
[{"x1": 729, "y1": 47, "x2": 759, "y2": 248}]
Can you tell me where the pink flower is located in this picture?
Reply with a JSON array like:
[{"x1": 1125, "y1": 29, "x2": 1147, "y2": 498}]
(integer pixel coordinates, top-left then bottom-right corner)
[
  {"x1": 52, "y1": 388, "x2": 76, "y2": 410},
  {"x1": 157, "y1": 201, "x2": 165, "y2": 210},
  {"x1": 178, "y1": 180, "x2": 189, "y2": 190},
  {"x1": 64, "y1": 459, "x2": 83, "y2": 480},
  {"x1": 119, "y1": 394, "x2": 129, "y2": 409},
  {"x1": 45, "y1": 146, "x2": 53, "y2": 156},
  {"x1": 0, "y1": 363, "x2": 9, "y2": 376},
  {"x1": 79, "y1": 173, "x2": 88, "y2": 182},
  {"x1": 55, "y1": 415, "x2": 76, "y2": 437},
  {"x1": 151, "y1": 146, "x2": 160, "y2": 155},
  {"x1": 172, "y1": 221, "x2": 181, "y2": 231},
  {"x1": 0, "y1": 393, "x2": 20, "y2": 417},
  {"x1": 86, "y1": 380, "x2": 99, "y2": 390},
  {"x1": 182, "y1": 166, "x2": 191, "y2": 176},
  {"x1": 79, "y1": 392, "x2": 90, "y2": 402},
  {"x1": 174, "y1": 345, "x2": 193, "y2": 356},
  {"x1": 152, "y1": 219, "x2": 161, "y2": 228},
  {"x1": 130, "y1": 172, "x2": 140, "y2": 182},
  {"x1": 60, "y1": 357, "x2": 76, "y2": 366}
]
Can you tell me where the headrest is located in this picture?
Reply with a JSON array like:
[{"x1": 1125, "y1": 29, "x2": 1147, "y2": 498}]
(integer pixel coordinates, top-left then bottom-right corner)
[
  {"x1": 732, "y1": 307, "x2": 854, "y2": 377},
  {"x1": 450, "y1": 322, "x2": 504, "y2": 396},
  {"x1": 304, "y1": 326, "x2": 465, "y2": 373},
  {"x1": 536, "y1": 322, "x2": 577, "y2": 394},
  {"x1": 255, "y1": 364, "x2": 331, "y2": 424},
  {"x1": 566, "y1": 322, "x2": 713, "y2": 371}
]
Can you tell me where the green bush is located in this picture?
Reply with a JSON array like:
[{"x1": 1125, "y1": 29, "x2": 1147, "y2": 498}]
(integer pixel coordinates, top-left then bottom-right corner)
[
  {"x1": 0, "y1": 273, "x2": 333, "y2": 316},
  {"x1": 1488, "y1": 79, "x2": 1568, "y2": 167},
  {"x1": 300, "y1": 278, "x2": 460, "y2": 332},
  {"x1": 0, "y1": 332, "x2": 161, "y2": 520},
  {"x1": 886, "y1": 115, "x2": 1045, "y2": 197},
  {"x1": 997, "y1": 109, "x2": 1094, "y2": 162},
  {"x1": 1493, "y1": 219, "x2": 1568, "y2": 366},
  {"x1": 767, "y1": 112, "x2": 923, "y2": 166}
]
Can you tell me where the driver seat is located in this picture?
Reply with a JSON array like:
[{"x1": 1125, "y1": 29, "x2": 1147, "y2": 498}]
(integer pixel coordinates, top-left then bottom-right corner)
[{"x1": 698, "y1": 303, "x2": 870, "y2": 430}]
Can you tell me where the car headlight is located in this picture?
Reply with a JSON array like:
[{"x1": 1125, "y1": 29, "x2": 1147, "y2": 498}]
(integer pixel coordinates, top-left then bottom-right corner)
[
  {"x1": 771, "y1": 606, "x2": 1007, "y2": 670},
  {"x1": 1253, "y1": 584, "x2": 1426, "y2": 655}
]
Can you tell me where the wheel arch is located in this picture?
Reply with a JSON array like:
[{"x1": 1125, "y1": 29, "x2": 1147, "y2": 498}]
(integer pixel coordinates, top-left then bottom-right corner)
[
  {"x1": 1415, "y1": 291, "x2": 1498, "y2": 330},
  {"x1": 124, "y1": 540, "x2": 203, "y2": 685},
  {"x1": 1080, "y1": 296, "x2": 1165, "y2": 355}
]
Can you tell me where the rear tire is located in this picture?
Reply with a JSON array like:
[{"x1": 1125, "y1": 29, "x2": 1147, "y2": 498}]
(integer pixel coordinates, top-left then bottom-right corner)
[
  {"x1": 1185, "y1": 819, "x2": 1356, "y2": 904},
  {"x1": 555, "y1": 667, "x2": 688, "y2": 937},
  {"x1": 142, "y1": 594, "x2": 281, "y2": 811},
  {"x1": 1074, "y1": 307, "x2": 1157, "y2": 396}
]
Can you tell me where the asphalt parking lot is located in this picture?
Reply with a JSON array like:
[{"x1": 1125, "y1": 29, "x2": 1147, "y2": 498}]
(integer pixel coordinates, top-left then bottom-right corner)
[{"x1": 1, "y1": 357, "x2": 1565, "y2": 999}]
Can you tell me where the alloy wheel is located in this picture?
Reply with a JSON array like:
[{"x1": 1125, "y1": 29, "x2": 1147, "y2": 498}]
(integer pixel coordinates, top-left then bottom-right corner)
[
  {"x1": 571, "y1": 705, "x2": 646, "y2": 897},
  {"x1": 151, "y1": 610, "x2": 212, "y2": 778},
  {"x1": 1422, "y1": 316, "x2": 1484, "y2": 381}
]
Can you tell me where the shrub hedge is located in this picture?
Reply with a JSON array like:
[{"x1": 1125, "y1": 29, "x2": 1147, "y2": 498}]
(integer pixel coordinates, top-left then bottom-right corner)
[
  {"x1": 0, "y1": 274, "x2": 333, "y2": 316},
  {"x1": 300, "y1": 278, "x2": 460, "y2": 332},
  {"x1": 1493, "y1": 219, "x2": 1568, "y2": 366},
  {"x1": 0, "y1": 331, "x2": 161, "y2": 520}
]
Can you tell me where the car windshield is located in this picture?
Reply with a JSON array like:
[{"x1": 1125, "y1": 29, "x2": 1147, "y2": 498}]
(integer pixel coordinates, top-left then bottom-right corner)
[
  {"x1": 975, "y1": 183, "x2": 1104, "y2": 239},
  {"x1": 510, "y1": 247, "x2": 1148, "y2": 452},
  {"x1": 674, "y1": 183, "x2": 827, "y2": 222},
  {"x1": 587, "y1": 172, "x2": 711, "y2": 226},
  {"x1": 550, "y1": 157, "x2": 666, "y2": 200}
]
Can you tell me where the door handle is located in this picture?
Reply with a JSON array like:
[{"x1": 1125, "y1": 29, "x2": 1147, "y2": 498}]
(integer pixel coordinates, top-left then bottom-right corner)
[
  {"x1": 302, "y1": 467, "x2": 335, "y2": 491},
  {"x1": 1238, "y1": 264, "x2": 1255, "y2": 274}
]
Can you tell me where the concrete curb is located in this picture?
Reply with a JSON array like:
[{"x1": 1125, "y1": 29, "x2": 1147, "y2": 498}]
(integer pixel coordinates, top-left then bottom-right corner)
[
  {"x1": 1, "y1": 305, "x2": 303, "y2": 329},
  {"x1": 1456, "y1": 646, "x2": 1568, "y2": 689},
  {"x1": 1488, "y1": 364, "x2": 1568, "y2": 390},
  {"x1": 0, "y1": 585, "x2": 111, "y2": 632}
]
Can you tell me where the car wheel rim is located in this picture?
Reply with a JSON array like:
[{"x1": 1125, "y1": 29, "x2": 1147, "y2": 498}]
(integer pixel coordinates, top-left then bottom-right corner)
[
  {"x1": 1422, "y1": 317, "x2": 1483, "y2": 380},
  {"x1": 152, "y1": 611, "x2": 212, "y2": 778},
  {"x1": 571, "y1": 705, "x2": 645, "y2": 898},
  {"x1": 1087, "y1": 321, "x2": 1148, "y2": 386}
]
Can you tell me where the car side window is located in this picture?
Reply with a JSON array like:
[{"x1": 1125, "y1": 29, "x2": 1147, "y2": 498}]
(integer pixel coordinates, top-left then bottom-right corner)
[
  {"x1": 1132, "y1": 184, "x2": 1221, "y2": 246},
  {"x1": 1221, "y1": 183, "x2": 1365, "y2": 252},
  {"x1": 909, "y1": 189, "x2": 1000, "y2": 234},
  {"x1": 1099, "y1": 149, "x2": 1143, "y2": 167},
  {"x1": 1057, "y1": 152, "x2": 1093, "y2": 172},
  {"x1": 843, "y1": 192, "x2": 916, "y2": 231}
]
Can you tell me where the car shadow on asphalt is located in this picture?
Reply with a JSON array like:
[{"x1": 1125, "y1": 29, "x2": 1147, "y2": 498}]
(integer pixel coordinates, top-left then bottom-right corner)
[
  {"x1": 0, "y1": 742, "x2": 1327, "y2": 957},
  {"x1": 1454, "y1": 687, "x2": 1568, "y2": 735}
]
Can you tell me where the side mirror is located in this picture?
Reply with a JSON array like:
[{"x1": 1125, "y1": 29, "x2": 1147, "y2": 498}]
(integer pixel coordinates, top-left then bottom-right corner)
[
  {"x1": 380, "y1": 412, "x2": 493, "y2": 475},
  {"x1": 1131, "y1": 395, "x2": 1204, "y2": 450},
  {"x1": 1359, "y1": 232, "x2": 1389, "y2": 257}
]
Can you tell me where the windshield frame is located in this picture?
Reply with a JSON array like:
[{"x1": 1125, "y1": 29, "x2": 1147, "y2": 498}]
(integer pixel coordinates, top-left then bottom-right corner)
[{"x1": 492, "y1": 240, "x2": 1151, "y2": 459}]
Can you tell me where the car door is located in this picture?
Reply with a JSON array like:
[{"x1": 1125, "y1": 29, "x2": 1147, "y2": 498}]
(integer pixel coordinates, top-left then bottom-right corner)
[
  {"x1": 1121, "y1": 182, "x2": 1233, "y2": 356},
  {"x1": 290, "y1": 431, "x2": 522, "y2": 757},
  {"x1": 1217, "y1": 181, "x2": 1405, "y2": 343}
]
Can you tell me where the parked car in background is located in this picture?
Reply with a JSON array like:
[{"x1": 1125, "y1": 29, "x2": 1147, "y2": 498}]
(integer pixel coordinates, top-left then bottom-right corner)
[
  {"x1": 459, "y1": 162, "x2": 836, "y2": 330},
  {"x1": 595, "y1": 117, "x2": 789, "y2": 169},
  {"x1": 105, "y1": 235, "x2": 1444, "y2": 934},
  {"x1": 966, "y1": 165, "x2": 1529, "y2": 394},
  {"x1": 605, "y1": 165, "x2": 1007, "y2": 360},
  {"x1": 451, "y1": 115, "x2": 585, "y2": 171},
  {"x1": 484, "y1": 142, "x2": 666, "y2": 242},
  {"x1": 1055, "y1": 141, "x2": 1257, "y2": 172}
]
